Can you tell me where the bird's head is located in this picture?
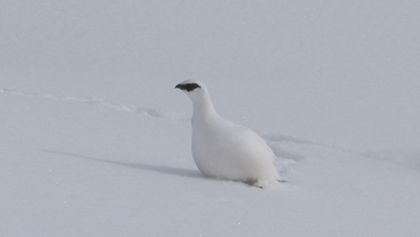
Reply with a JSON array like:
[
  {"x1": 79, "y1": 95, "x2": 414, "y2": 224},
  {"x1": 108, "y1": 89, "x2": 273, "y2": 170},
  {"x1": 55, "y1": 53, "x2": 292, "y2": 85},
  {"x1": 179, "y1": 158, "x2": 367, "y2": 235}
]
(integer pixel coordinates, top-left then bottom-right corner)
[{"x1": 175, "y1": 80, "x2": 208, "y2": 103}]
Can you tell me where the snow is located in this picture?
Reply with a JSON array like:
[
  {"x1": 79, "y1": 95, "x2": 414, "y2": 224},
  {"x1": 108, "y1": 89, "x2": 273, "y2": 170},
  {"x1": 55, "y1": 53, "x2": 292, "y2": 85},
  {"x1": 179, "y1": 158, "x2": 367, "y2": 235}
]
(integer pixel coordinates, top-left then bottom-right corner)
[{"x1": 1, "y1": 0, "x2": 420, "y2": 236}]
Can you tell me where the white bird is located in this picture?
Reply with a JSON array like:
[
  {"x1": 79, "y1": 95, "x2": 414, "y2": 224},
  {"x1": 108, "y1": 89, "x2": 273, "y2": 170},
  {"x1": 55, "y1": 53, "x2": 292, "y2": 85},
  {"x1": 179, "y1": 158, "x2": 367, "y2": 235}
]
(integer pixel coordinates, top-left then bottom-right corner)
[{"x1": 175, "y1": 80, "x2": 281, "y2": 188}]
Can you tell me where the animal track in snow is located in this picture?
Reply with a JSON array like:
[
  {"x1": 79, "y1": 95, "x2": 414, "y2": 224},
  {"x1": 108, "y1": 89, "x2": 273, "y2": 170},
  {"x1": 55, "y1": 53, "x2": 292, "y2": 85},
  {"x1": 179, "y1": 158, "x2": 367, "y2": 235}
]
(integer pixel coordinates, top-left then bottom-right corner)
[
  {"x1": 0, "y1": 88, "x2": 172, "y2": 120},
  {"x1": 1, "y1": 87, "x2": 368, "y2": 162}
]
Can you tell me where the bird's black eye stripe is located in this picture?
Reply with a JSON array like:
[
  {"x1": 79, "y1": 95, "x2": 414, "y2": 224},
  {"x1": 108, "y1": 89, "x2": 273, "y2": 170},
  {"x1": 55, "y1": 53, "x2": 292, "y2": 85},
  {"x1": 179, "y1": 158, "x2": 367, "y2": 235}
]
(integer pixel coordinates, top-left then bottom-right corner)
[{"x1": 175, "y1": 83, "x2": 201, "y2": 91}]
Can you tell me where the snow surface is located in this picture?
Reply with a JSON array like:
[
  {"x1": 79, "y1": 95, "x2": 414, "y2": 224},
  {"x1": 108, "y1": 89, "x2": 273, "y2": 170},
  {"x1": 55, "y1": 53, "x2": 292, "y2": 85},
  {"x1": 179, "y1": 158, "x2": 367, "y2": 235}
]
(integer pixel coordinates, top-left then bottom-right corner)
[{"x1": 1, "y1": 0, "x2": 420, "y2": 236}]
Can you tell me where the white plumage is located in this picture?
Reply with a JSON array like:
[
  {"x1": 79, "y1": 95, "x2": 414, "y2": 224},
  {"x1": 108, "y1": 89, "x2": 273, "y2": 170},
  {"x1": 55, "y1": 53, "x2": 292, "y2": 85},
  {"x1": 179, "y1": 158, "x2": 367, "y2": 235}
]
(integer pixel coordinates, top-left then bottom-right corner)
[{"x1": 175, "y1": 80, "x2": 280, "y2": 187}]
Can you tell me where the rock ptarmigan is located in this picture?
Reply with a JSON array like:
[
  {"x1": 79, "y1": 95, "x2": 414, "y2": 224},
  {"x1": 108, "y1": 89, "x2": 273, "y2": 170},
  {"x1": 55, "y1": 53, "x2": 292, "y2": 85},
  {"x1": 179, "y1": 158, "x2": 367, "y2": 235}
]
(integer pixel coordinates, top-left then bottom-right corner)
[{"x1": 176, "y1": 80, "x2": 281, "y2": 188}]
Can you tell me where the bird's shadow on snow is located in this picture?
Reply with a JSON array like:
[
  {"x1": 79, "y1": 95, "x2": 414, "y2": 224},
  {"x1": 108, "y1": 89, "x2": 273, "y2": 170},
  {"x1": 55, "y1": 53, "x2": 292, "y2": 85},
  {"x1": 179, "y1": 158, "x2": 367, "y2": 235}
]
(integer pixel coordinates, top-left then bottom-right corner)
[{"x1": 42, "y1": 150, "x2": 204, "y2": 180}]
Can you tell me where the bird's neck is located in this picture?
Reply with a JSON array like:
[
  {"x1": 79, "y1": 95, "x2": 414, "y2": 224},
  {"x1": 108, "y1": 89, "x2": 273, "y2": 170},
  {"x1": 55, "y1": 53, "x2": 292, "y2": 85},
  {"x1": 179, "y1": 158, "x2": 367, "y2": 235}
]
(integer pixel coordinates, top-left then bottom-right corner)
[{"x1": 191, "y1": 92, "x2": 220, "y2": 122}]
